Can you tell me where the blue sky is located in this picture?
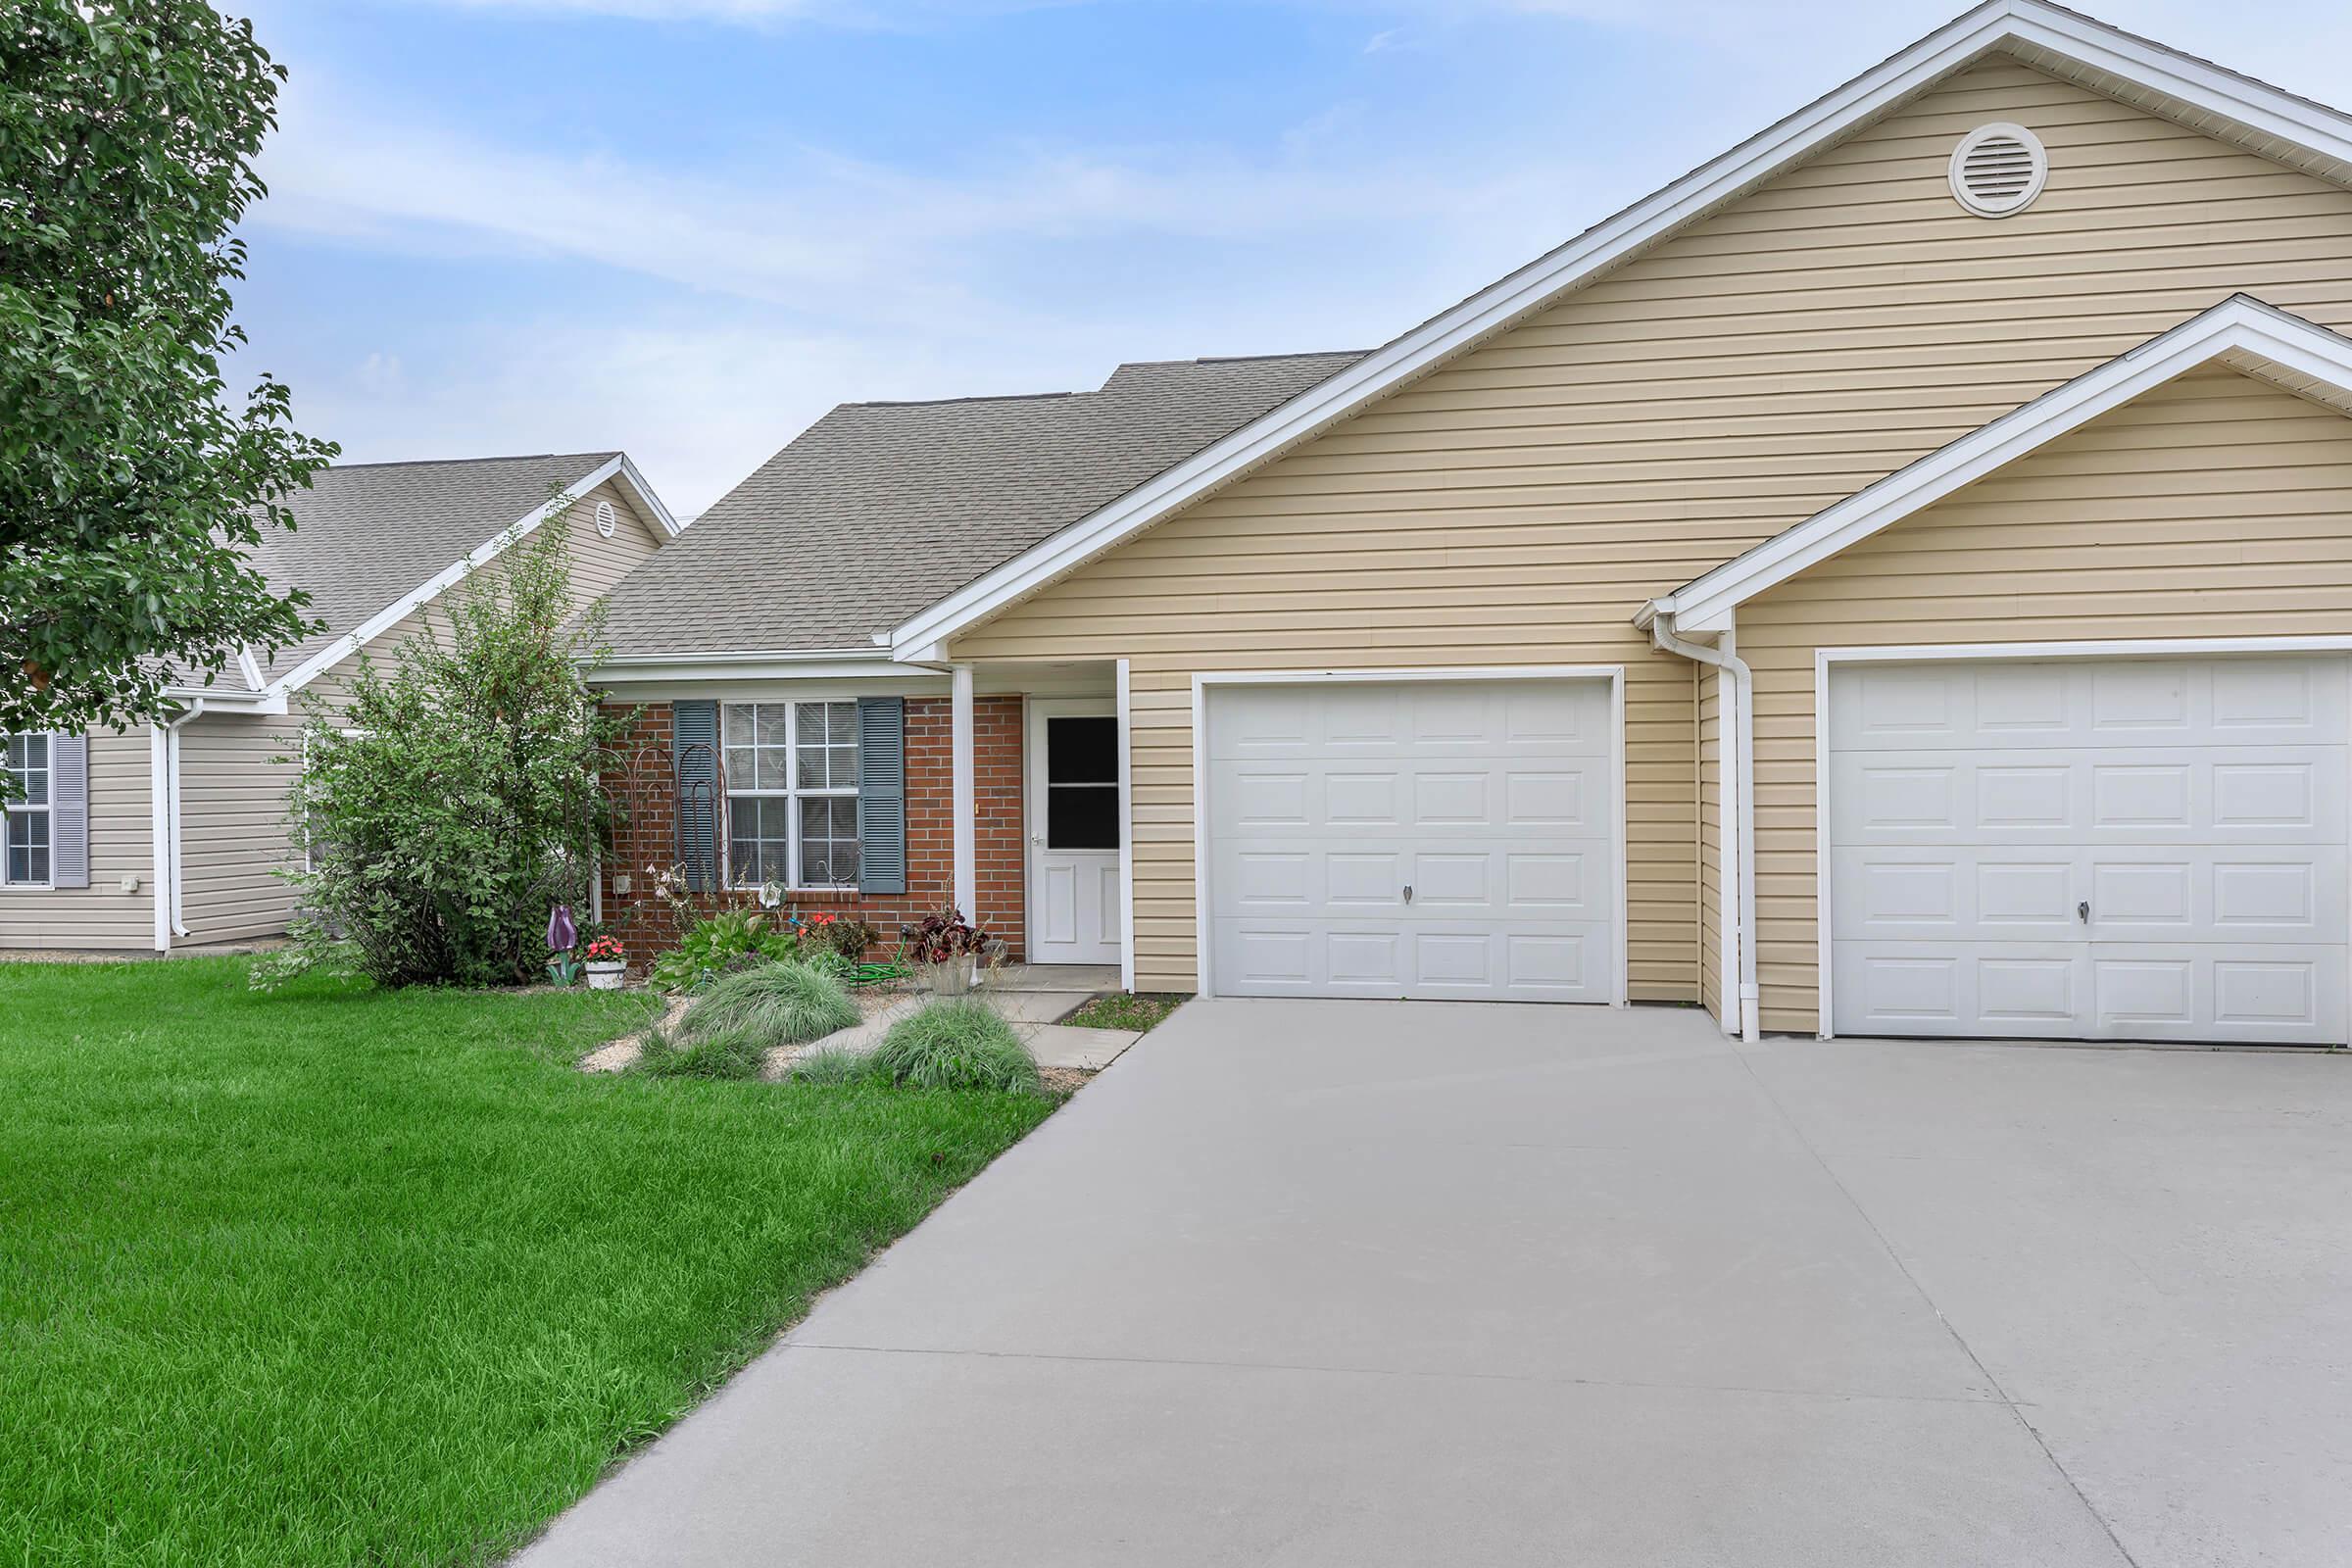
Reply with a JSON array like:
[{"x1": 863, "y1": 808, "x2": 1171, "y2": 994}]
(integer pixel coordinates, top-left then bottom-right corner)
[{"x1": 229, "y1": 0, "x2": 2352, "y2": 515}]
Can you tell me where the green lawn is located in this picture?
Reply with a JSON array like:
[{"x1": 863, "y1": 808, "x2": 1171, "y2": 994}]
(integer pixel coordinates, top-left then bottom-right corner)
[
  {"x1": 1062, "y1": 992, "x2": 1184, "y2": 1033},
  {"x1": 0, "y1": 958, "x2": 1057, "y2": 1566}
]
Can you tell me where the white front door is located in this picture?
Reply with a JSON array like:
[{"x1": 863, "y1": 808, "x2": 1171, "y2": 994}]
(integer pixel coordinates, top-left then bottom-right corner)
[
  {"x1": 1202, "y1": 677, "x2": 1620, "y2": 1003},
  {"x1": 1828, "y1": 655, "x2": 2351, "y2": 1044},
  {"x1": 1027, "y1": 700, "x2": 1122, "y2": 966}
]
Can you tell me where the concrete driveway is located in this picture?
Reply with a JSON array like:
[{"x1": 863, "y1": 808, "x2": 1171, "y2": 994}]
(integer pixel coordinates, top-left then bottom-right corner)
[{"x1": 518, "y1": 1001, "x2": 2352, "y2": 1567}]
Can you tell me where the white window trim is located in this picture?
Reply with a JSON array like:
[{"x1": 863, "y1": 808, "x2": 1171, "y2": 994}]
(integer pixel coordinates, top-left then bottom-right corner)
[
  {"x1": 720, "y1": 701, "x2": 861, "y2": 893},
  {"x1": 1811, "y1": 635, "x2": 2352, "y2": 1045},
  {"x1": 3, "y1": 733, "x2": 53, "y2": 891},
  {"x1": 1187, "y1": 665, "x2": 1629, "y2": 1004}
]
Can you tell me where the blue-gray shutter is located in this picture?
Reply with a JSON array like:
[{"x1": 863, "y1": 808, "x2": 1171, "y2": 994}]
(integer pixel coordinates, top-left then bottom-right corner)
[
  {"x1": 672, "y1": 702, "x2": 720, "y2": 893},
  {"x1": 856, "y1": 697, "x2": 906, "y2": 896},
  {"x1": 49, "y1": 734, "x2": 89, "y2": 889}
]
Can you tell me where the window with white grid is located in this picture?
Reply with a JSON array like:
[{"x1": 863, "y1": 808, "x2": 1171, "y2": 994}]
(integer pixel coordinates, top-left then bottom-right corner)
[
  {"x1": 722, "y1": 702, "x2": 860, "y2": 890},
  {"x1": 4, "y1": 734, "x2": 51, "y2": 887}
]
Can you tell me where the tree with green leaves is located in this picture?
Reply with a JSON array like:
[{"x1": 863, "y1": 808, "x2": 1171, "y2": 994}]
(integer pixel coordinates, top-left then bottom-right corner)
[
  {"x1": 1, "y1": 1, "x2": 336, "y2": 739},
  {"x1": 259, "y1": 498, "x2": 633, "y2": 991}
]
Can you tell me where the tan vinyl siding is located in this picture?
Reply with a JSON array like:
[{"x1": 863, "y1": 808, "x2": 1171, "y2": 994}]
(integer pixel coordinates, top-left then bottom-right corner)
[
  {"x1": 174, "y1": 714, "x2": 303, "y2": 944},
  {"x1": 566, "y1": 478, "x2": 667, "y2": 601},
  {"x1": 0, "y1": 729, "x2": 154, "y2": 950},
  {"x1": 950, "y1": 57, "x2": 2352, "y2": 1000},
  {"x1": 1738, "y1": 366, "x2": 2352, "y2": 1032}
]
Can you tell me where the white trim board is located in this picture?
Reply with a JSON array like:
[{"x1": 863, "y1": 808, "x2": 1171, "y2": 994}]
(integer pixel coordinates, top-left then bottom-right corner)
[
  {"x1": 1810, "y1": 635, "x2": 2352, "y2": 1043},
  {"x1": 1655, "y1": 297, "x2": 2352, "y2": 632},
  {"x1": 888, "y1": 2, "x2": 2352, "y2": 662},
  {"x1": 1188, "y1": 664, "x2": 1630, "y2": 1004}
]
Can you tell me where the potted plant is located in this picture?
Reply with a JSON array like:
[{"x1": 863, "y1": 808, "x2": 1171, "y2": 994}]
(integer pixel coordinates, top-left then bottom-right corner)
[
  {"x1": 904, "y1": 906, "x2": 992, "y2": 995},
  {"x1": 583, "y1": 934, "x2": 627, "y2": 990}
]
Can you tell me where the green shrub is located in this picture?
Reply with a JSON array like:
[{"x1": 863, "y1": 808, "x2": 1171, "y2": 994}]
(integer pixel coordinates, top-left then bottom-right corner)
[
  {"x1": 679, "y1": 960, "x2": 858, "y2": 1049},
  {"x1": 649, "y1": 910, "x2": 801, "y2": 994},
  {"x1": 634, "y1": 1023, "x2": 768, "y2": 1080},
  {"x1": 789, "y1": 1046, "x2": 875, "y2": 1086},
  {"x1": 806, "y1": 915, "x2": 880, "y2": 961},
  {"x1": 801, "y1": 948, "x2": 858, "y2": 983},
  {"x1": 872, "y1": 1000, "x2": 1039, "y2": 1093},
  {"x1": 260, "y1": 508, "x2": 625, "y2": 991}
]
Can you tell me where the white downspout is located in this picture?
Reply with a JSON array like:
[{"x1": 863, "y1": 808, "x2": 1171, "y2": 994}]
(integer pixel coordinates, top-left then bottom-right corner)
[
  {"x1": 1649, "y1": 611, "x2": 1762, "y2": 1043},
  {"x1": 151, "y1": 700, "x2": 207, "y2": 947}
]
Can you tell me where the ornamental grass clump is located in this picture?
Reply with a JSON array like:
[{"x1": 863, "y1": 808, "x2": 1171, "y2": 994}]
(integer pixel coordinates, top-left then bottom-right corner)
[
  {"x1": 871, "y1": 1000, "x2": 1040, "y2": 1094},
  {"x1": 677, "y1": 960, "x2": 859, "y2": 1050},
  {"x1": 635, "y1": 1022, "x2": 768, "y2": 1080}
]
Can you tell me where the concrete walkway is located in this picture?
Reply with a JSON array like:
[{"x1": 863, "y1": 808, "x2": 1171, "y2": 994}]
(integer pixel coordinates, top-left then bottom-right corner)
[
  {"x1": 517, "y1": 1001, "x2": 2352, "y2": 1567},
  {"x1": 809, "y1": 964, "x2": 1138, "y2": 1071}
]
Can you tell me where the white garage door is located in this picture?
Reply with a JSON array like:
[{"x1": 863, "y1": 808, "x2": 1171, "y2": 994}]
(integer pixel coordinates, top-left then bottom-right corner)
[
  {"x1": 1829, "y1": 655, "x2": 2349, "y2": 1044},
  {"x1": 1204, "y1": 678, "x2": 1618, "y2": 1002}
]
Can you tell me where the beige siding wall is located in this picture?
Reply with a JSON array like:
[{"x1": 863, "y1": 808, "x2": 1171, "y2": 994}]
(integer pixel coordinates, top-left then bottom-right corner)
[
  {"x1": 174, "y1": 714, "x2": 304, "y2": 944},
  {"x1": 0, "y1": 729, "x2": 155, "y2": 950},
  {"x1": 1739, "y1": 366, "x2": 2352, "y2": 1032},
  {"x1": 951, "y1": 58, "x2": 2352, "y2": 1000}
]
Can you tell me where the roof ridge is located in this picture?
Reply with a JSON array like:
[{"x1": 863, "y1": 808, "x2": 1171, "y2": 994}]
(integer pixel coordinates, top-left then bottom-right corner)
[
  {"x1": 321, "y1": 452, "x2": 618, "y2": 471},
  {"x1": 1189, "y1": 349, "x2": 1371, "y2": 365},
  {"x1": 845, "y1": 390, "x2": 1078, "y2": 409}
]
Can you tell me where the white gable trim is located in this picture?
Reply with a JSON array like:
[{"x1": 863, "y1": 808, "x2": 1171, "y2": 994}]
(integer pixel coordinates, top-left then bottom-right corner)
[
  {"x1": 1649, "y1": 296, "x2": 2352, "y2": 632},
  {"x1": 267, "y1": 453, "x2": 679, "y2": 700},
  {"x1": 888, "y1": 0, "x2": 2352, "y2": 662}
]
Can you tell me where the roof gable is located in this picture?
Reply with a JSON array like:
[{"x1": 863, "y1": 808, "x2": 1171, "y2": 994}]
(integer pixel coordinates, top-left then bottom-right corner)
[
  {"x1": 1647, "y1": 296, "x2": 2352, "y2": 632},
  {"x1": 172, "y1": 452, "x2": 680, "y2": 707},
  {"x1": 889, "y1": 0, "x2": 2352, "y2": 661}
]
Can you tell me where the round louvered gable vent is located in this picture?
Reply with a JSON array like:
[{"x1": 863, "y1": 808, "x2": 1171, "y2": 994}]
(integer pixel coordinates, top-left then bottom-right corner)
[
  {"x1": 594, "y1": 499, "x2": 617, "y2": 537},
  {"x1": 1949, "y1": 122, "x2": 2047, "y2": 217}
]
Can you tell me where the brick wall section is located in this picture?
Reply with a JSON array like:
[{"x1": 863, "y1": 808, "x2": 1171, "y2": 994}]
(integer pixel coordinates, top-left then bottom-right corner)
[{"x1": 599, "y1": 696, "x2": 1026, "y2": 962}]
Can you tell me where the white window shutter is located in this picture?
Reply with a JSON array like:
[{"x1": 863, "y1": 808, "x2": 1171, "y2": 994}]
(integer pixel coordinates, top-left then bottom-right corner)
[{"x1": 50, "y1": 733, "x2": 89, "y2": 889}]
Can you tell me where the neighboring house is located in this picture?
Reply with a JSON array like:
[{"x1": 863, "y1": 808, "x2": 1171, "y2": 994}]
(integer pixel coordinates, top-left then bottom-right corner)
[
  {"x1": 2, "y1": 453, "x2": 679, "y2": 954},
  {"x1": 587, "y1": 0, "x2": 2352, "y2": 1048}
]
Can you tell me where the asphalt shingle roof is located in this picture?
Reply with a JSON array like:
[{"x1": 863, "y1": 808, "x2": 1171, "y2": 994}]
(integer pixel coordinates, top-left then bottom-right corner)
[
  {"x1": 594, "y1": 351, "x2": 1366, "y2": 658},
  {"x1": 249, "y1": 453, "x2": 618, "y2": 681}
]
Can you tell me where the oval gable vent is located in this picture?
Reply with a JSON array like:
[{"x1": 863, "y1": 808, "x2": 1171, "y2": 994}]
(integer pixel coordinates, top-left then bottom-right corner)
[{"x1": 1949, "y1": 122, "x2": 2047, "y2": 217}]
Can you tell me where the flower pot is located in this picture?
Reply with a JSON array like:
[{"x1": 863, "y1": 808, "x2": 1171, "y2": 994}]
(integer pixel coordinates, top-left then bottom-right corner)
[
  {"x1": 585, "y1": 960, "x2": 626, "y2": 991},
  {"x1": 925, "y1": 956, "x2": 976, "y2": 996}
]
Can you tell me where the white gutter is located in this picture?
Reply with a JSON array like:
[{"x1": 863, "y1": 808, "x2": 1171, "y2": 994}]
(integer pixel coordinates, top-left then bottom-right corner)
[
  {"x1": 148, "y1": 699, "x2": 208, "y2": 949},
  {"x1": 1649, "y1": 609, "x2": 1760, "y2": 1043}
]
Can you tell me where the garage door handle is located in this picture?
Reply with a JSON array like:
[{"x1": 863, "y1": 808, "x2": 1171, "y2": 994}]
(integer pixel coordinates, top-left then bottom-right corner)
[
  {"x1": 1402, "y1": 884, "x2": 1413, "y2": 905},
  {"x1": 2078, "y1": 901, "x2": 2089, "y2": 923}
]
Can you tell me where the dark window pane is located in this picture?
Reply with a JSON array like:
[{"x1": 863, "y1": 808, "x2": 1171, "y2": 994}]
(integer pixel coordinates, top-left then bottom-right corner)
[
  {"x1": 1047, "y1": 717, "x2": 1116, "y2": 785},
  {"x1": 1047, "y1": 785, "x2": 1120, "y2": 849}
]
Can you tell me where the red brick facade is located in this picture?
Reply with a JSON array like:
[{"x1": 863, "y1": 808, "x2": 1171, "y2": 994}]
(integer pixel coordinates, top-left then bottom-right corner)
[{"x1": 598, "y1": 696, "x2": 1026, "y2": 961}]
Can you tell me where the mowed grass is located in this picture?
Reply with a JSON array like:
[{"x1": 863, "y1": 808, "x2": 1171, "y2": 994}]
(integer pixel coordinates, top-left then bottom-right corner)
[{"x1": 0, "y1": 958, "x2": 1057, "y2": 1566}]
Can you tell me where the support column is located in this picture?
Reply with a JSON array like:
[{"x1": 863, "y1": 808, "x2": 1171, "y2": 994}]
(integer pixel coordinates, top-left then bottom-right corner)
[{"x1": 951, "y1": 662, "x2": 976, "y2": 922}]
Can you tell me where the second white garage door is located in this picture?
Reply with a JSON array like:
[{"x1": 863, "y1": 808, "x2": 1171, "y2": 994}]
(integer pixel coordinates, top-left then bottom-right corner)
[
  {"x1": 1203, "y1": 677, "x2": 1619, "y2": 1002},
  {"x1": 1829, "y1": 654, "x2": 2349, "y2": 1045}
]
